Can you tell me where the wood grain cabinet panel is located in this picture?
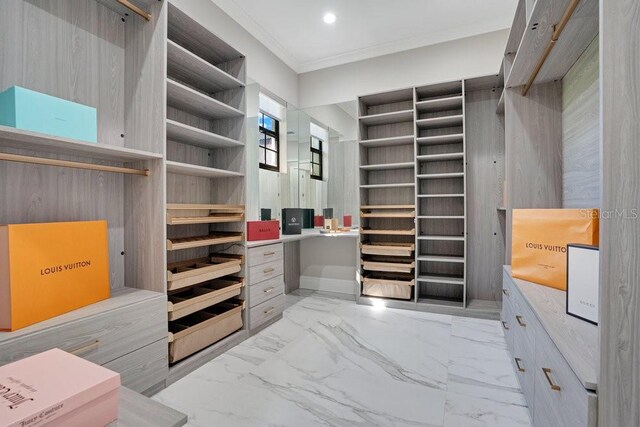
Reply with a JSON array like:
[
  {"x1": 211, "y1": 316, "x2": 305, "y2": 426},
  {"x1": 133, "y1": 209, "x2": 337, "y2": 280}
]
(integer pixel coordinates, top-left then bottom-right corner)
[
  {"x1": 247, "y1": 243, "x2": 284, "y2": 268},
  {"x1": 104, "y1": 338, "x2": 168, "y2": 394},
  {"x1": 249, "y1": 294, "x2": 285, "y2": 331},
  {"x1": 249, "y1": 259, "x2": 285, "y2": 285},
  {"x1": 249, "y1": 276, "x2": 285, "y2": 308}
]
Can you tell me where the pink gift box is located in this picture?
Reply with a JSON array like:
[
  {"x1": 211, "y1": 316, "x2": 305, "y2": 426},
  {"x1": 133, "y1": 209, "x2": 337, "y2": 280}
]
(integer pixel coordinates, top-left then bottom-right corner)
[{"x1": 0, "y1": 348, "x2": 120, "y2": 427}]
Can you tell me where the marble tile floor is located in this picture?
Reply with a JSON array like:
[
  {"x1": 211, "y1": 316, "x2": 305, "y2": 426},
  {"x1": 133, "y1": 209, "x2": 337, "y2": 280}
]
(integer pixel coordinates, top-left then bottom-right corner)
[{"x1": 154, "y1": 291, "x2": 531, "y2": 427}]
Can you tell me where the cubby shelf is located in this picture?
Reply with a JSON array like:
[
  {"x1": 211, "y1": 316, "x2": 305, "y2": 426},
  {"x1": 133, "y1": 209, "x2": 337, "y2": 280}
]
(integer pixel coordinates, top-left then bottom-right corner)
[
  {"x1": 166, "y1": 79, "x2": 244, "y2": 120},
  {"x1": 361, "y1": 212, "x2": 415, "y2": 218},
  {"x1": 166, "y1": 119, "x2": 244, "y2": 149},
  {"x1": 359, "y1": 109, "x2": 414, "y2": 126},
  {"x1": 0, "y1": 125, "x2": 162, "y2": 162},
  {"x1": 417, "y1": 275, "x2": 465, "y2": 285},
  {"x1": 417, "y1": 255, "x2": 465, "y2": 263},
  {"x1": 416, "y1": 134, "x2": 464, "y2": 145},
  {"x1": 360, "y1": 162, "x2": 415, "y2": 171},
  {"x1": 415, "y1": 95, "x2": 463, "y2": 113},
  {"x1": 95, "y1": 0, "x2": 153, "y2": 20},
  {"x1": 166, "y1": 161, "x2": 243, "y2": 178},
  {"x1": 417, "y1": 215, "x2": 465, "y2": 219},
  {"x1": 417, "y1": 235, "x2": 465, "y2": 241},
  {"x1": 167, "y1": 40, "x2": 245, "y2": 93},
  {"x1": 417, "y1": 172, "x2": 464, "y2": 179},
  {"x1": 360, "y1": 228, "x2": 416, "y2": 236},
  {"x1": 417, "y1": 153, "x2": 464, "y2": 162},
  {"x1": 166, "y1": 232, "x2": 244, "y2": 251},
  {"x1": 417, "y1": 298, "x2": 464, "y2": 308},
  {"x1": 416, "y1": 115, "x2": 464, "y2": 129},
  {"x1": 417, "y1": 193, "x2": 465, "y2": 198},
  {"x1": 359, "y1": 135, "x2": 414, "y2": 147}
]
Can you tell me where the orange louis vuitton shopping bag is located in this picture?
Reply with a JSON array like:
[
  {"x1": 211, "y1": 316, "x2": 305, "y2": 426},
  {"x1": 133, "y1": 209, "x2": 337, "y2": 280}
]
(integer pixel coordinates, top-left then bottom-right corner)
[{"x1": 511, "y1": 209, "x2": 599, "y2": 290}]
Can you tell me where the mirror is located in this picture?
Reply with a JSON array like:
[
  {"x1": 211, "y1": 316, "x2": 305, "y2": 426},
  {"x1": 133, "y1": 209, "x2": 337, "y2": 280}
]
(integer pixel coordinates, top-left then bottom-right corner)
[{"x1": 248, "y1": 84, "x2": 358, "y2": 227}]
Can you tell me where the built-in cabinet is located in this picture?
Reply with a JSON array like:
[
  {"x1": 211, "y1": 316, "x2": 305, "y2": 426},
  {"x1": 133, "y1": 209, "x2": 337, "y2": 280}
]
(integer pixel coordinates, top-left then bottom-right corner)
[{"x1": 357, "y1": 76, "x2": 504, "y2": 319}]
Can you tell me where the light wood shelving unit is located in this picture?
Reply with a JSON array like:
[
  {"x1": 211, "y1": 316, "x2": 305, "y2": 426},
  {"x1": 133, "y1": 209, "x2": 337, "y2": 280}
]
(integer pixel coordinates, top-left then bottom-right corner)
[
  {"x1": 163, "y1": 2, "x2": 248, "y2": 375},
  {"x1": 357, "y1": 76, "x2": 504, "y2": 319},
  {"x1": 358, "y1": 88, "x2": 417, "y2": 301}
]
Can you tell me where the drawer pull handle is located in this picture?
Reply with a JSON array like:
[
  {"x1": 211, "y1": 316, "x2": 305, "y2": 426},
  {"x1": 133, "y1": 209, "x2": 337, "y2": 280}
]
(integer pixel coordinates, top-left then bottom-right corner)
[
  {"x1": 264, "y1": 307, "x2": 275, "y2": 315},
  {"x1": 264, "y1": 286, "x2": 275, "y2": 293},
  {"x1": 501, "y1": 321, "x2": 509, "y2": 330},
  {"x1": 264, "y1": 252, "x2": 276, "y2": 256},
  {"x1": 514, "y1": 357, "x2": 525, "y2": 372},
  {"x1": 516, "y1": 315, "x2": 526, "y2": 327},
  {"x1": 264, "y1": 268, "x2": 275, "y2": 274},
  {"x1": 68, "y1": 340, "x2": 99, "y2": 357},
  {"x1": 542, "y1": 368, "x2": 561, "y2": 391},
  {"x1": 502, "y1": 289, "x2": 510, "y2": 296}
]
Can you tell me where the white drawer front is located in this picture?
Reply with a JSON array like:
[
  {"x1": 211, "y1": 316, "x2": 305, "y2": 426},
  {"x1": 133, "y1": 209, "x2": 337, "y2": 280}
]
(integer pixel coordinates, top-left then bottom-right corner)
[
  {"x1": 249, "y1": 293, "x2": 285, "y2": 331},
  {"x1": 249, "y1": 276, "x2": 285, "y2": 308},
  {"x1": 248, "y1": 243, "x2": 283, "y2": 267},
  {"x1": 249, "y1": 259, "x2": 284, "y2": 285}
]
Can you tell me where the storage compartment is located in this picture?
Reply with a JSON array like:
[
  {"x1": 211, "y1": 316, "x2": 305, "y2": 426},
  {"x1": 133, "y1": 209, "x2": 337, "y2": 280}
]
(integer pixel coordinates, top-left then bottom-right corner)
[
  {"x1": 362, "y1": 272, "x2": 415, "y2": 300},
  {"x1": 361, "y1": 256, "x2": 415, "y2": 273},
  {"x1": 166, "y1": 231, "x2": 244, "y2": 251},
  {"x1": 167, "y1": 254, "x2": 243, "y2": 291},
  {"x1": 168, "y1": 277, "x2": 244, "y2": 321},
  {"x1": 249, "y1": 293, "x2": 285, "y2": 331},
  {"x1": 168, "y1": 301, "x2": 244, "y2": 363},
  {"x1": 247, "y1": 243, "x2": 283, "y2": 267},
  {"x1": 361, "y1": 241, "x2": 415, "y2": 257},
  {"x1": 166, "y1": 204, "x2": 244, "y2": 225},
  {"x1": 248, "y1": 276, "x2": 284, "y2": 308}
]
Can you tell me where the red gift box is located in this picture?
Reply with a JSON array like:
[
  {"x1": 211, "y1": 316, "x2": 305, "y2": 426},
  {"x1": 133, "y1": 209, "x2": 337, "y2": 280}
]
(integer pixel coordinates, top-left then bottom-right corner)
[
  {"x1": 247, "y1": 220, "x2": 280, "y2": 241},
  {"x1": 314, "y1": 215, "x2": 324, "y2": 227},
  {"x1": 343, "y1": 215, "x2": 352, "y2": 228}
]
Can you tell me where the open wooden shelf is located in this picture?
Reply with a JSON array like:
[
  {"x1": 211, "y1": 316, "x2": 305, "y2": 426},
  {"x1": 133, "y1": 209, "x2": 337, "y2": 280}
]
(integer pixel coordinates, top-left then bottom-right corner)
[
  {"x1": 0, "y1": 125, "x2": 162, "y2": 162},
  {"x1": 361, "y1": 257, "x2": 415, "y2": 274},
  {"x1": 417, "y1": 153, "x2": 464, "y2": 162},
  {"x1": 418, "y1": 235, "x2": 465, "y2": 241},
  {"x1": 361, "y1": 211, "x2": 415, "y2": 218},
  {"x1": 167, "y1": 204, "x2": 245, "y2": 225},
  {"x1": 166, "y1": 120, "x2": 244, "y2": 149},
  {"x1": 417, "y1": 215, "x2": 464, "y2": 220},
  {"x1": 360, "y1": 162, "x2": 414, "y2": 171},
  {"x1": 359, "y1": 135, "x2": 414, "y2": 147},
  {"x1": 166, "y1": 232, "x2": 244, "y2": 251},
  {"x1": 166, "y1": 161, "x2": 243, "y2": 178},
  {"x1": 417, "y1": 172, "x2": 464, "y2": 180},
  {"x1": 417, "y1": 193, "x2": 465, "y2": 198},
  {"x1": 167, "y1": 39, "x2": 244, "y2": 94},
  {"x1": 95, "y1": 0, "x2": 153, "y2": 20},
  {"x1": 363, "y1": 272, "x2": 415, "y2": 287},
  {"x1": 417, "y1": 255, "x2": 465, "y2": 263},
  {"x1": 167, "y1": 254, "x2": 244, "y2": 291},
  {"x1": 166, "y1": 78, "x2": 244, "y2": 120},
  {"x1": 416, "y1": 134, "x2": 464, "y2": 146},
  {"x1": 360, "y1": 228, "x2": 416, "y2": 236},
  {"x1": 361, "y1": 204, "x2": 415, "y2": 210},
  {"x1": 417, "y1": 274, "x2": 464, "y2": 285},
  {"x1": 168, "y1": 277, "x2": 244, "y2": 321},
  {"x1": 417, "y1": 297, "x2": 464, "y2": 308},
  {"x1": 416, "y1": 115, "x2": 463, "y2": 129},
  {"x1": 360, "y1": 183, "x2": 415, "y2": 189},
  {"x1": 415, "y1": 95, "x2": 463, "y2": 113},
  {"x1": 361, "y1": 241, "x2": 415, "y2": 257},
  {"x1": 359, "y1": 109, "x2": 414, "y2": 126}
]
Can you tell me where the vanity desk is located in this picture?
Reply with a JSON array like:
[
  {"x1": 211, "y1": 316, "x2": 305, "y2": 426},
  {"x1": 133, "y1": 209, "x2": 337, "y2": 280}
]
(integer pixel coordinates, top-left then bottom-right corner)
[{"x1": 246, "y1": 229, "x2": 360, "y2": 333}]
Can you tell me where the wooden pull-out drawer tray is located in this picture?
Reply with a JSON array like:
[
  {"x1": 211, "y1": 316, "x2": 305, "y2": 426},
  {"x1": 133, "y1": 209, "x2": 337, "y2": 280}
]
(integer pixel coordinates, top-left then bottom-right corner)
[
  {"x1": 248, "y1": 243, "x2": 284, "y2": 267},
  {"x1": 168, "y1": 301, "x2": 244, "y2": 364},
  {"x1": 361, "y1": 256, "x2": 415, "y2": 274},
  {"x1": 166, "y1": 232, "x2": 244, "y2": 251},
  {"x1": 0, "y1": 289, "x2": 166, "y2": 368},
  {"x1": 362, "y1": 273, "x2": 415, "y2": 300},
  {"x1": 167, "y1": 253, "x2": 243, "y2": 291},
  {"x1": 168, "y1": 277, "x2": 245, "y2": 321},
  {"x1": 249, "y1": 294, "x2": 285, "y2": 331},
  {"x1": 249, "y1": 259, "x2": 284, "y2": 285},
  {"x1": 361, "y1": 241, "x2": 415, "y2": 257},
  {"x1": 249, "y1": 276, "x2": 285, "y2": 308}
]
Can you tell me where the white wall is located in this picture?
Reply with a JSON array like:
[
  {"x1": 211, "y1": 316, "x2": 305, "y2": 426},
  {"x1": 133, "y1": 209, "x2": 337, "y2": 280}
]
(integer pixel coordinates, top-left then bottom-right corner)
[
  {"x1": 298, "y1": 29, "x2": 509, "y2": 108},
  {"x1": 303, "y1": 104, "x2": 357, "y2": 140},
  {"x1": 171, "y1": 0, "x2": 299, "y2": 106}
]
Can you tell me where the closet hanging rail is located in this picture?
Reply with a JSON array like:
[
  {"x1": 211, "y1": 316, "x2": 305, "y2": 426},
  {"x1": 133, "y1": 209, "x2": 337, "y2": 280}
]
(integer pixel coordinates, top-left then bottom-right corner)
[
  {"x1": 522, "y1": 0, "x2": 581, "y2": 96},
  {"x1": 116, "y1": 0, "x2": 151, "y2": 21},
  {"x1": 0, "y1": 153, "x2": 149, "y2": 176}
]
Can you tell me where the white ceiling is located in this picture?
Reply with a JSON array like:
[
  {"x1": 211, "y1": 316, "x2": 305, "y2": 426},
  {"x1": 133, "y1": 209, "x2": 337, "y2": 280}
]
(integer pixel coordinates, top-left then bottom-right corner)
[{"x1": 211, "y1": 0, "x2": 517, "y2": 73}]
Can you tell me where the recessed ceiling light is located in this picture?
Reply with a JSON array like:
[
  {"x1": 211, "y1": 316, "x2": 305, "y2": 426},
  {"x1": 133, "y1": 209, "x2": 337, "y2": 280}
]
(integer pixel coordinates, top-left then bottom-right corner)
[{"x1": 323, "y1": 12, "x2": 336, "y2": 24}]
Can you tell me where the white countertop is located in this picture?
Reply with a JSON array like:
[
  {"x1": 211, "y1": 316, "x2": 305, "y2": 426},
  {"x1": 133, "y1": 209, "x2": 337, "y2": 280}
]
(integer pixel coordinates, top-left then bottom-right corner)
[{"x1": 246, "y1": 228, "x2": 360, "y2": 248}]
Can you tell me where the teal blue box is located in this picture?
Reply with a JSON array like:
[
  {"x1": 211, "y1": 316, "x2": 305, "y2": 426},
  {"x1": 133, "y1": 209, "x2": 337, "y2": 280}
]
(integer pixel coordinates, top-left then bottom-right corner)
[{"x1": 0, "y1": 86, "x2": 97, "y2": 143}]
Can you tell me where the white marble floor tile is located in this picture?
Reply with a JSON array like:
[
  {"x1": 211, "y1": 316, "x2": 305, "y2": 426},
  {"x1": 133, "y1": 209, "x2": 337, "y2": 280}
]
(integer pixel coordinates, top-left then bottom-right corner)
[
  {"x1": 155, "y1": 292, "x2": 528, "y2": 427},
  {"x1": 443, "y1": 391, "x2": 531, "y2": 427}
]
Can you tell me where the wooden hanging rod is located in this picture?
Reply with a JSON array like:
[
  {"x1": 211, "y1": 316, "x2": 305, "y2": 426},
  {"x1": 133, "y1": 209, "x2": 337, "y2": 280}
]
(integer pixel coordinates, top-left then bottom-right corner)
[
  {"x1": 522, "y1": 0, "x2": 581, "y2": 96},
  {"x1": 117, "y1": 0, "x2": 151, "y2": 21},
  {"x1": 0, "y1": 153, "x2": 149, "y2": 176}
]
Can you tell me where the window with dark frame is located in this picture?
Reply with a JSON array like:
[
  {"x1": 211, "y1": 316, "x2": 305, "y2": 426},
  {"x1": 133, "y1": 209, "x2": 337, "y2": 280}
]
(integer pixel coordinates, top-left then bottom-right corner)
[
  {"x1": 259, "y1": 112, "x2": 279, "y2": 171},
  {"x1": 310, "y1": 136, "x2": 323, "y2": 181}
]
